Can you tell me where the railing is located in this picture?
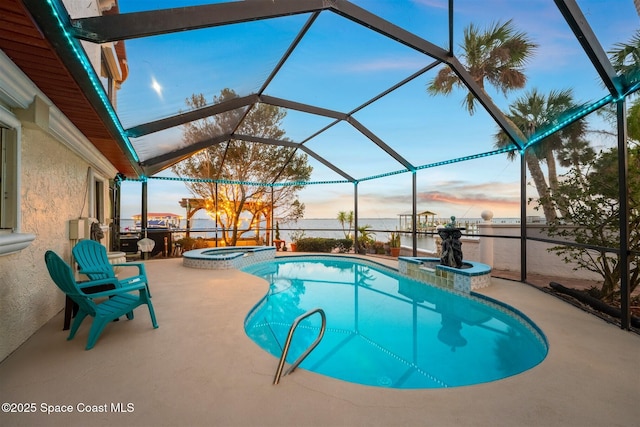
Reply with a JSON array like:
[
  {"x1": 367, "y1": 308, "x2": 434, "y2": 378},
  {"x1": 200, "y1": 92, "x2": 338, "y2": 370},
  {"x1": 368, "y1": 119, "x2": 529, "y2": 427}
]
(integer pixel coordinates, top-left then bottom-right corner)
[{"x1": 273, "y1": 308, "x2": 326, "y2": 385}]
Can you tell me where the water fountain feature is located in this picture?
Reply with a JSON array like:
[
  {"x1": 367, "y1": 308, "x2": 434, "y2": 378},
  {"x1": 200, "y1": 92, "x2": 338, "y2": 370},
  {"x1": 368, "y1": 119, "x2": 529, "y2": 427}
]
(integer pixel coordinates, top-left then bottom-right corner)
[
  {"x1": 398, "y1": 216, "x2": 492, "y2": 292},
  {"x1": 438, "y1": 216, "x2": 465, "y2": 268}
]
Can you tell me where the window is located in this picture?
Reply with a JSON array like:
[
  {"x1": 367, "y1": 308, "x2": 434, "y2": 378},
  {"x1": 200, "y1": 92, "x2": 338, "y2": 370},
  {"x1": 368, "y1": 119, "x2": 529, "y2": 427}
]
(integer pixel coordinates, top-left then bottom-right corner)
[
  {"x1": 89, "y1": 169, "x2": 106, "y2": 224},
  {"x1": 0, "y1": 116, "x2": 18, "y2": 230},
  {"x1": 1, "y1": 127, "x2": 6, "y2": 229},
  {"x1": 100, "y1": 43, "x2": 122, "y2": 107},
  {"x1": 95, "y1": 179, "x2": 104, "y2": 223},
  {"x1": 0, "y1": 106, "x2": 35, "y2": 255}
]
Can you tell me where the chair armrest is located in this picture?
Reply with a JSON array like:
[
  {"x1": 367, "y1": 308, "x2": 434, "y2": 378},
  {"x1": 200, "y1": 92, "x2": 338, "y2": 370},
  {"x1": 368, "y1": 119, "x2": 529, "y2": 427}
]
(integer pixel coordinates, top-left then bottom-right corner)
[
  {"x1": 78, "y1": 268, "x2": 108, "y2": 275},
  {"x1": 120, "y1": 275, "x2": 146, "y2": 285},
  {"x1": 112, "y1": 262, "x2": 147, "y2": 275},
  {"x1": 77, "y1": 277, "x2": 122, "y2": 290},
  {"x1": 83, "y1": 282, "x2": 147, "y2": 299}
]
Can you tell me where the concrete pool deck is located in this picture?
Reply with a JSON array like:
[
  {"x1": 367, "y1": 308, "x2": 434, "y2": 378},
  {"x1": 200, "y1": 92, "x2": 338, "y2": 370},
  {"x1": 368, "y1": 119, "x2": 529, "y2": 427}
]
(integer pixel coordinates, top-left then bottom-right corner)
[{"x1": 0, "y1": 255, "x2": 638, "y2": 427}]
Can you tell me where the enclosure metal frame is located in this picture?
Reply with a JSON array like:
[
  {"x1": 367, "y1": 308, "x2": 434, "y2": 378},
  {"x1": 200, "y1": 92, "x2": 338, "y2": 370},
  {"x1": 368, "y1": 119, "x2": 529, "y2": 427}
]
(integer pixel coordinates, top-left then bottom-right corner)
[{"x1": 20, "y1": 0, "x2": 637, "y2": 329}]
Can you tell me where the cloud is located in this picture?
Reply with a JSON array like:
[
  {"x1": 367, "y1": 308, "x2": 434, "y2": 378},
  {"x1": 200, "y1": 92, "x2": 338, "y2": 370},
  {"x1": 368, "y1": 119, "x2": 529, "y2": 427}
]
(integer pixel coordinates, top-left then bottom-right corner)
[
  {"x1": 417, "y1": 180, "x2": 520, "y2": 206},
  {"x1": 354, "y1": 179, "x2": 523, "y2": 217},
  {"x1": 294, "y1": 177, "x2": 524, "y2": 219},
  {"x1": 418, "y1": 190, "x2": 519, "y2": 207}
]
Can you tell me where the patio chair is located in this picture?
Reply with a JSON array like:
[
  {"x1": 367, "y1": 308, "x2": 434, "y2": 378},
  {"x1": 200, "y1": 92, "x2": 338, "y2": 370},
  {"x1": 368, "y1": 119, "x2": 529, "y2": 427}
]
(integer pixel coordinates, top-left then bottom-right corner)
[
  {"x1": 44, "y1": 250, "x2": 158, "y2": 350},
  {"x1": 72, "y1": 239, "x2": 151, "y2": 296}
]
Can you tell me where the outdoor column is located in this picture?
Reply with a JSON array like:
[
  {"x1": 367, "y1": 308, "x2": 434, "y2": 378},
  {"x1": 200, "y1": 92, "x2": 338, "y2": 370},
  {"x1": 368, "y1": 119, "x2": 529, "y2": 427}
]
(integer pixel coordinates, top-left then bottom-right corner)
[
  {"x1": 617, "y1": 99, "x2": 630, "y2": 330},
  {"x1": 270, "y1": 187, "x2": 274, "y2": 246},
  {"x1": 412, "y1": 171, "x2": 417, "y2": 257},
  {"x1": 520, "y1": 149, "x2": 527, "y2": 282},
  {"x1": 111, "y1": 176, "x2": 120, "y2": 253},
  {"x1": 141, "y1": 180, "x2": 148, "y2": 232},
  {"x1": 141, "y1": 179, "x2": 149, "y2": 260},
  {"x1": 215, "y1": 182, "x2": 219, "y2": 247},
  {"x1": 479, "y1": 210, "x2": 494, "y2": 268},
  {"x1": 353, "y1": 183, "x2": 358, "y2": 253}
]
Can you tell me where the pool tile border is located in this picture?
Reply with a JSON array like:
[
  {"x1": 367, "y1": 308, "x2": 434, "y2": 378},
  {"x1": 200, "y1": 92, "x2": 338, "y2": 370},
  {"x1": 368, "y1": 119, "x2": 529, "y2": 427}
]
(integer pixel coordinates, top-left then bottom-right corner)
[
  {"x1": 398, "y1": 257, "x2": 492, "y2": 293},
  {"x1": 183, "y1": 246, "x2": 276, "y2": 270}
]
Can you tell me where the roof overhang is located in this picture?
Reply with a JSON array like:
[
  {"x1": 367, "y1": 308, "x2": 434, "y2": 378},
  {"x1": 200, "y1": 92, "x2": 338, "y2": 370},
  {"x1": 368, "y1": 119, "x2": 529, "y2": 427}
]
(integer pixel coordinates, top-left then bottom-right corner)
[{"x1": 0, "y1": 0, "x2": 142, "y2": 177}]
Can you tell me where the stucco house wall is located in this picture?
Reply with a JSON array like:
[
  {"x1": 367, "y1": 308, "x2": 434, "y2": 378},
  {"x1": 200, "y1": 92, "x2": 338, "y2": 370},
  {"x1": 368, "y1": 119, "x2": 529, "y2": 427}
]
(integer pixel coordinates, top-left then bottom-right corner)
[
  {"x1": 480, "y1": 222, "x2": 602, "y2": 281},
  {"x1": 404, "y1": 221, "x2": 603, "y2": 283},
  {"x1": 0, "y1": 0, "x2": 118, "y2": 361},
  {"x1": 0, "y1": 125, "x2": 97, "y2": 360}
]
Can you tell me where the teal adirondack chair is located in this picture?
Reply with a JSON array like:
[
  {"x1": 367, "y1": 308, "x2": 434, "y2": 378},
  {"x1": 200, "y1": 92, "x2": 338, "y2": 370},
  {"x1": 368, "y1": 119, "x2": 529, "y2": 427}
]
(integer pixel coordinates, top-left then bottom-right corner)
[
  {"x1": 72, "y1": 239, "x2": 151, "y2": 296},
  {"x1": 45, "y1": 250, "x2": 158, "y2": 350}
]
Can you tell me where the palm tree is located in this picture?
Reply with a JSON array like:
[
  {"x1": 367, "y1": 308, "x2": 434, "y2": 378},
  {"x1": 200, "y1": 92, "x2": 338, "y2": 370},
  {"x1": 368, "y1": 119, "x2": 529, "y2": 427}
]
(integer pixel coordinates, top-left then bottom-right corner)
[
  {"x1": 556, "y1": 136, "x2": 596, "y2": 176},
  {"x1": 608, "y1": 29, "x2": 640, "y2": 81},
  {"x1": 608, "y1": 30, "x2": 640, "y2": 142},
  {"x1": 337, "y1": 210, "x2": 354, "y2": 239},
  {"x1": 495, "y1": 88, "x2": 590, "y2": 218},
  {"x1": 509, "y1": 89, "x2": 589, "y2": 188},
  {"x1": 595, "y1": 31, "x2": 640, "y2": 135},
  {"x1": 356, "y1": 225, "x2": 375, "y2": 254},
  {"x1": 427, "y1": 19, "x2": 537, "y2": 114},
  {"x1": 426, "y1": 20, "x2": 562, "y2": 221}
]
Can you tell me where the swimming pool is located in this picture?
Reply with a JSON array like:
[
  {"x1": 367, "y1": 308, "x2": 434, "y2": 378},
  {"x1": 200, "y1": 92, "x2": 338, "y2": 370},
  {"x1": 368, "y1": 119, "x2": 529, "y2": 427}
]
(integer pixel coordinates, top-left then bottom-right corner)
[{"x1": 243, "y1": 256, "x2": 548, "y2": 389}]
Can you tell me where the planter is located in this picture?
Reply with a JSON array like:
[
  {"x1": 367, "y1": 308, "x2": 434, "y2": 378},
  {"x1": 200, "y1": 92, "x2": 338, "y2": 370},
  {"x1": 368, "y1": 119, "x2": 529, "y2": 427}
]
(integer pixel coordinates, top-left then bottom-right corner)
[
  {"x1": 273, "y1": 239, "x2": 285, "y2": 251},
  {"x1": 390, "y1": 247, "x2": 401, "y2": 257},
  {"x1": 290, "y1": 242, "x2": 297, "y2": 252}
]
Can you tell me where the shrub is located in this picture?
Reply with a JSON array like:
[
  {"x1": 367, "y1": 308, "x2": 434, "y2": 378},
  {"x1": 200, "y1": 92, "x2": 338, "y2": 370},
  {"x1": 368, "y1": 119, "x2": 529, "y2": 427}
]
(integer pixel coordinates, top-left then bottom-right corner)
[
  {"x1": 194, "y1": 238, "x2": 209, "y2": 249},
  {"x1": 176, "y1": 237, "x2": 196, "y2": 251},
  {"x1": 296, "y1": 237, "x2": 353, "y2": 253},
  {"x1": 296, "y1": 237, "x2": 331, "y2": 252},
  {"x1": 335, "y1": 239, "x2": 353, "y2": 253}
]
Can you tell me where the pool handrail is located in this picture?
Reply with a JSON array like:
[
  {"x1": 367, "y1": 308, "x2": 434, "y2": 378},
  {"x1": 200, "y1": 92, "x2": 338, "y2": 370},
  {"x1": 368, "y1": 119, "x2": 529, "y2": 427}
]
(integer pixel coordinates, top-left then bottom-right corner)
[{"x1": 273, "y1": 308, "x2": 326, "y2": 385}]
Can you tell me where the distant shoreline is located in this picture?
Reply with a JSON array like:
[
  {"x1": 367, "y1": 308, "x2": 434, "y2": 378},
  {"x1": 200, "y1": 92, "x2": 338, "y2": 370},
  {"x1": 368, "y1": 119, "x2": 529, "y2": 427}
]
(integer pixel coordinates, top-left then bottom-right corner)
[{"x1": 119, "y1": 216, "x2": 526, "y2": 244}]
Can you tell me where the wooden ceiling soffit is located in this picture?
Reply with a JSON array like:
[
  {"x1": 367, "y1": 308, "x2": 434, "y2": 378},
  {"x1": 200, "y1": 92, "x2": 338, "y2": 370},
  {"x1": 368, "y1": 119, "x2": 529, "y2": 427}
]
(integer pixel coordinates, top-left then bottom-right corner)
[{"x1": 0, "y1": 0, "x2": 142, "y2": 177}]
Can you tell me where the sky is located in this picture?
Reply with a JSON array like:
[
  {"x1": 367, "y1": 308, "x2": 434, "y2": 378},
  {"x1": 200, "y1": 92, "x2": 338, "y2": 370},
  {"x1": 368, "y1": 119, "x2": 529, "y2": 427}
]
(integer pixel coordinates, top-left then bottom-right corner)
[{"x1": 111, "y1": 0, "x2": 639, "y2": 220}]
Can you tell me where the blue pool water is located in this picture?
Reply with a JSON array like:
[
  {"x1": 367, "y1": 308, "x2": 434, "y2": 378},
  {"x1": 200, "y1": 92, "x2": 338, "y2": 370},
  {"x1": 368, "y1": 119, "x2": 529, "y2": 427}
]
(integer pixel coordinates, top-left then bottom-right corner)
[{"x1": 243, "y1": 256, "x2": 548, "y2": 389}]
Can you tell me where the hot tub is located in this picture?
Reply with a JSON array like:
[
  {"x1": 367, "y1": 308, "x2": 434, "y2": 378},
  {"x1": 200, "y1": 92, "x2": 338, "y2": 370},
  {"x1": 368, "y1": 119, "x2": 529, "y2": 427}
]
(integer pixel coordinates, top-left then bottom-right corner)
[{"x1": 182, "y1": 246, "x2": 276, "y2": 270}]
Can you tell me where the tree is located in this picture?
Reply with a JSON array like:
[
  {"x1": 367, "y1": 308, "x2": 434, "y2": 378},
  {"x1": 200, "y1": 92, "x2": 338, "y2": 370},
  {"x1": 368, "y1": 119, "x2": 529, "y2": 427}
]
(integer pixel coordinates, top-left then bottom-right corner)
[
  {"x1": 172, "y1": 89, "x2": 312, "y2": 245},
  {"x1": 494, "y1": 88, "x2": 592, "y2": 218},
  {"x1": 596, "y1": 30, "x2": 640, "y2": 141},
  {"x1": 626, "y1": 100, "x2": 640, "y2": 141},
  {"x1": 427, "y1": 20, "x2": 536, "y2": 114},
  {"x1": 608, "y1": 29, "x2": 640, "y2": 85},
  {"x1": 356, "y1": 225, "x2": 375, "y2": 254},
  {"x1": 540, "y1": 145, "x2": 639, "y2": 301},
  {"x1": 539, "y1": 31, "x2": 640, "y2": 305},
  {"x1": 426, "y1": 20, "x2": 561, "y2": 221},
  {"x1": 337, "y1": 211, "x2": 354, "y2": 239},
  {"x1": 609, "y1": 30, "x2": 640, "y2": 142}
]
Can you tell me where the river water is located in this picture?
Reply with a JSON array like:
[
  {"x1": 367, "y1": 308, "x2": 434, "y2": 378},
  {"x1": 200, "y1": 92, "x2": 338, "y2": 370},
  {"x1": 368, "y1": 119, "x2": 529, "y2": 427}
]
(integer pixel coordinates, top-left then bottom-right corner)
[{"x1": 120, "y1": 216, "x2": 520, "y2": 251}]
